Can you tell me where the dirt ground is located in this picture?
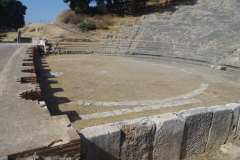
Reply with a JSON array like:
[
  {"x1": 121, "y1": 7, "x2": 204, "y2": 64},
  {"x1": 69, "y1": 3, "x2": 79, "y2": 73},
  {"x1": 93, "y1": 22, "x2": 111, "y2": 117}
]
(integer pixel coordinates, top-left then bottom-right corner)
[
  {"x1": 37, "y1": 54, "x2": 240, "y2": 160},
  {"x1": 38, "y1": 54, "x2": 240, "y2": 130},
  {"x1": 184, "y1": 141, "x2": 240, "y2": 160}
]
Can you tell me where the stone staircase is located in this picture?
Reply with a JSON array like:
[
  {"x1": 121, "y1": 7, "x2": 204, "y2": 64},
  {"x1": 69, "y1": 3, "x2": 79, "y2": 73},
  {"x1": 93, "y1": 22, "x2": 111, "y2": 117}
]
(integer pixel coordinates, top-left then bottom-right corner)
[{"x1": 54, "y1": 0, "x2": 240, "y2": 68}]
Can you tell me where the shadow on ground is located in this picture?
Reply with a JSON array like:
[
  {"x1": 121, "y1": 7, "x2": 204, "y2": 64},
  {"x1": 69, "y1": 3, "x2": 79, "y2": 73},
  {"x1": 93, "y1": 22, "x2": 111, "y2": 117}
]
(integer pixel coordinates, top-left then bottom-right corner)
[{"x1": 36, "y1": 56, "x2": 79, "y2": 122}]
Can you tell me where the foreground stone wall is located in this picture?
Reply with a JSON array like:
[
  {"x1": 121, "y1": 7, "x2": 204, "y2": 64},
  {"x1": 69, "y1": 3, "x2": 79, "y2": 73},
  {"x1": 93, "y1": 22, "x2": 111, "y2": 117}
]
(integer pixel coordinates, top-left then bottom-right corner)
[{"x1": 79, "y1": 103, "x2": 240, "y2": 159}]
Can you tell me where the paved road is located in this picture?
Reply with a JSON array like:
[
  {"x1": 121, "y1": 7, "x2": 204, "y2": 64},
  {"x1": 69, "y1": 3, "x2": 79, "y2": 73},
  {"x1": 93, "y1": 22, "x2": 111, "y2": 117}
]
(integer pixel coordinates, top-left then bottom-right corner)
[{"x1": 0, "y1": 44, "x2": 23, "y2": 73}]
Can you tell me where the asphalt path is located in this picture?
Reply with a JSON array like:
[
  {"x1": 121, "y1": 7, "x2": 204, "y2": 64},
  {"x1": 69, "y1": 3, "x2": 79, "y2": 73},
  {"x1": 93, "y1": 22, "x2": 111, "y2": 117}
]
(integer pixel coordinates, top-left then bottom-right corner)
[{"x1": 0, "y1": 44, "x2": 23, "y2": 73}]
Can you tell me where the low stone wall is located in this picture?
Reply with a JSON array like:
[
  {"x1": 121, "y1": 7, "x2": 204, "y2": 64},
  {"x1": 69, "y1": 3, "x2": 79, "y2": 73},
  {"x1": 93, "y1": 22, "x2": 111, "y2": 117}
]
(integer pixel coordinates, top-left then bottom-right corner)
[
  {"x1": 19, "y1": 37, "x2": 32, "y2": 43},
  {"x1": 78, "y1": 103, "x2": 240, "y2": 159}
]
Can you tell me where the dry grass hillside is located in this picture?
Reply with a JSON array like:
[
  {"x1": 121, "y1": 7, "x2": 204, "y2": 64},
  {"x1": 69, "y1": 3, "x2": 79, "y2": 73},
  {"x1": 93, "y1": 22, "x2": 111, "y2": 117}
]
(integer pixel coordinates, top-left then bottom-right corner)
[
  {"x1": 50, "y1": 0, "x2": 169, "y2": 38},
  {"x1": 54, "y1": 9, "x2": 137, "y2": 37},
  {"x1": 19, "y1": 24, "x2": 81, "y2": 40},
  {"x1": 17, "y1": 11, "x2": 137, "y2": 41},
  {"x1": 1, "y1": 0, "x2": 184, "y2": 42},
  {"x1": 2, "y1": 0, "x2": 175, "y2": 41}
]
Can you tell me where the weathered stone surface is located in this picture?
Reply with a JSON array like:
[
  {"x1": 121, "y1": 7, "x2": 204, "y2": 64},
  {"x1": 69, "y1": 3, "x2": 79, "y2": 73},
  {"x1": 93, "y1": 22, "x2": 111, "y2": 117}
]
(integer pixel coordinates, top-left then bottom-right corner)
[
  {"x1": 121, "y1": 108, "x2": 134, "y2": 114},
  {"x1": 77, "y1": 100, "x2": 84, "y2": 105},
  {"x1": 121, "y1": 101, "x2": 138, "y2": 106},
  {"x1": 151, "y1": 105, "x2": 161, "y2": 109},
  {"x1": 99, "y1": 111, "x2": 115, "y2": 117},
  {"x1": 90, "y1": 113, "x2": 100, "y2": 118},
  {"x1": 150, "y1": 113, "x2": 184, "y2": 160},
  {"x1": 113, "y1": 110, "x2": 123, "y2": 115},
  {"x1": 211, "y1": 65, "x2": 227, "y2": 70},
  {"x1": 116, "y1": 118, "x2": 155, "y2": 160},
  {"x1": 177, "y1": 107, "x2": 213, "y2": 158},
  {"x1": 84, "y1": 101, "x2": 91, "y2": 106},
  {"x1": 225, "y1": 103, "x2": 240, "y2": 142},
  {"x1": 206, "y1": 105, "x2": 232, "y2": 149},
  {"x1": 133, "y1": 106, "x2": 144, "y2": 112},
  {"x1": 79, "y1": 123, "x2": 121, "y2": 160},
  {"x1": 103, "y1": 102, "x2": 121, "y2": 107},
  {"x1": 94, "y1": 101, "x2": 103, "y2": 106},
  {"x1": 0, "y1": 156, "x2": 8, "y2": 160}
]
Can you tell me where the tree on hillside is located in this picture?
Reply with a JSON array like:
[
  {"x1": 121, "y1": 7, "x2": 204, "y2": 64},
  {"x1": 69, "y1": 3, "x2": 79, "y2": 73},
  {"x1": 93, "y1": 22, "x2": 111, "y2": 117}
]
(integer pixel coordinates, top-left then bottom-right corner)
[
  {"x1": 63, "y1": 0, "x2": 146, "y2": 14},
  {"x1": 63, "y1": 0, "x2": 91, "y2": 13},
  {"x1": 0, "y1": 0, "x2": 27, "y2": 30}
]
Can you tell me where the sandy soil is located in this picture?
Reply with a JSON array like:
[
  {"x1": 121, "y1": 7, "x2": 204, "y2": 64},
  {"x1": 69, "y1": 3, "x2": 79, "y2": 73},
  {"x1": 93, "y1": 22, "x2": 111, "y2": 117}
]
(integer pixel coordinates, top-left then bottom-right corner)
[{"x1": 38, "y1": 54, "x2": 240, "y2": 131}]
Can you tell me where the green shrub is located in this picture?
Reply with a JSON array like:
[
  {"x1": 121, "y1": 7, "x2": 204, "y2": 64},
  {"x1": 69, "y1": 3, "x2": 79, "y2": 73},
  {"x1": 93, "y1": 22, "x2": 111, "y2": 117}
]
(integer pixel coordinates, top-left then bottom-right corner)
[
  {"x1": 150, "y1": 0, "x2": 159, "y2": 2},
  {"x1": 79, "y1": 22, "x2": 96, "y2": 30}
]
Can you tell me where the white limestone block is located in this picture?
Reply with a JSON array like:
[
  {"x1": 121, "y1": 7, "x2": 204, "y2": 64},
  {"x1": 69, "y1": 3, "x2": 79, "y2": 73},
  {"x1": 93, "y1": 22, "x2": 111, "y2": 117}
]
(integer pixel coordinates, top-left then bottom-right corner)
[
  {"x1": 93, "y1": 101, "x2": 102, "y2": 106},
  {"x1": 113, "y1": 110, "x2": 123, "y2": 115},
  {"x1": 79, "y1": 123, "x2": 121, "y2": 160},
  {"x1": 133, "y1": 107, "x2": 144, "y2": 112},
  {"x1": 103, "y1": 102, "x2": 122, "y2": 106},
  {"x1": 177, "y1": 107, "x2": 213, "y2": 158},
  {"x1": 121, "y1": 101, "x2": 138, "y2": 106},
  {"x1": 139, "y1": 101, "x2": 155, "y2": 106},
  {"x1": 151, "y1": 105, "x2": 161, "y2": 109},
  {"x1": 91, "y1": 113, "x2": 100, "y2": 118},
  {"x1": 39, "y1": 101, "x2": 46, "y2": 105},
  {"x1": 129, "y1": 101, "x2": 139, "y2": 106},
  {"x1": 150, "y1": 113, "x2": 184, "y2": 160},
  {"x1": 226, "y1": 103, "x2": 240, "y2": 142},
  {"x1": 77, "y1": 100, "x2": 84, "y2": 105},
  {"x1": 211, "y1": 65, "x2": 227, "y2": 70},
  {"x1": 116, "y1": 118, "x2": 155, "y2": 160},
  {"x1": 84, "y1": 101, "x2": 92, "y2": 106},
  {"x1": 141, "y1": 106, "x2": 152, "y2": 110},
  {"x1": 162, "y1": 99, "x2": 200, "y2": 108},
  {"x1": 99, "y1": 111, "x2": 115, "y2": 117},
  {"x1": 79, "y1": 114, "x2": 92, "y2": 120},
  {"x1": 103, "y1": 102, "x2": 116, "y2": 107},
  {"x1": 79, "y1": 115, "x2": 86, "y2": 119},
  {"x1": 206, "y1": 105, "x2": 232, "y2": 149},
  {"x1": 121, "y1": 108, "x2": 134, "y2": 114}
]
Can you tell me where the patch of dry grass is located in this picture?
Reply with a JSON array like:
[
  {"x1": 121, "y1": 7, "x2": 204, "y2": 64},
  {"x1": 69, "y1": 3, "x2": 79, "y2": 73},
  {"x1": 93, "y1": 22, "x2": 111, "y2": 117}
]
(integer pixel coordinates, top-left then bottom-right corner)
[
  {"x1": 19, "y1": 24, "x2": 81, "y2": 40},
  {"x1": 1, "y1": 32, "x2": 17, "y2": 41}
]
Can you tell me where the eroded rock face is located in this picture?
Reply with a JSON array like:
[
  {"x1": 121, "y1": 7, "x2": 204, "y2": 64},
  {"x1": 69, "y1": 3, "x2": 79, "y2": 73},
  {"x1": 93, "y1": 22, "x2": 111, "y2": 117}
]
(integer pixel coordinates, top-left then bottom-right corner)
[
  {"x1": 150, "y1": 113, "x2": 185, "y2": 160},
  {"x1": 225, "y1": 103, "x2": 240, "y2": 143},
  {"x1": 206, "y1": 105, "x2": 232, "y2": 149},
  {"x1": 177, "y1": 107, "x2": 213, "y2": 159},
  {"x1": 116, "y1": 118, "x2": 155, "y2": 160}
]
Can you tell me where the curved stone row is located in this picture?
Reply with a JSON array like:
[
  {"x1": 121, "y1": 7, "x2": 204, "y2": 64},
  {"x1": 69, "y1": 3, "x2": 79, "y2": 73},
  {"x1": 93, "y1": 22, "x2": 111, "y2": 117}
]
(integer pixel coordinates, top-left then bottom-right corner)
[
  {"x1": 80, "y1": 84, "x2": 208, "y2": 107},
  {"x1": 79, "y1": 98, "x2": 200, "y2": 120}
]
